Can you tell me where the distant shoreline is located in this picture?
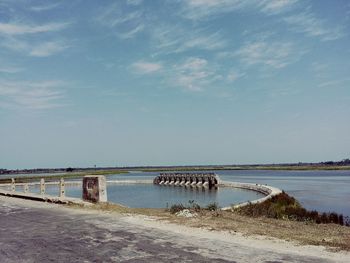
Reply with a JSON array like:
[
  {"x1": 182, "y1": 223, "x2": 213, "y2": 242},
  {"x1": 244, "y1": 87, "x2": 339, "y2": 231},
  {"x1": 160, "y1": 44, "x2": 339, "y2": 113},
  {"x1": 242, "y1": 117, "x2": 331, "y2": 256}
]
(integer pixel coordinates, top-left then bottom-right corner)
[
  {"x1": 1, "y1": 164, "x2": 349, "y2": 184},
  {"x1": 1, "y1": 163, "x2": 350, "y2": 175}
]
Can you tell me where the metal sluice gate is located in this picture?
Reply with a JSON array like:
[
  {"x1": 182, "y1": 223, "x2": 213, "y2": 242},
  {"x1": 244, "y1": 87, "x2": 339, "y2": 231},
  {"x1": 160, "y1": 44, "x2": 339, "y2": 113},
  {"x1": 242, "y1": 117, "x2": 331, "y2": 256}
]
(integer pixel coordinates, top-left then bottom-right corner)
[{"x1": 153, "y1": 173, "x2": 220, "y2": 188}]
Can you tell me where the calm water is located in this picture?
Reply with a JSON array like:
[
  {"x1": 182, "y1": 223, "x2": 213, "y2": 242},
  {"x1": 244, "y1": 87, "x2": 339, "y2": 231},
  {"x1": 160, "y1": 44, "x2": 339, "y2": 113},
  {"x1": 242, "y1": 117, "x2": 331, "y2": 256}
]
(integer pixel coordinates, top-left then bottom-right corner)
[
  {"x1": 44, "y1": 184, "x2": 263, "y2": 209},
  {"x1": 2, "y1": 170, "x2": 350, "y2": 215},
  {"x1": 103, "y1": 170, "x2": 350, "y2": 215}
]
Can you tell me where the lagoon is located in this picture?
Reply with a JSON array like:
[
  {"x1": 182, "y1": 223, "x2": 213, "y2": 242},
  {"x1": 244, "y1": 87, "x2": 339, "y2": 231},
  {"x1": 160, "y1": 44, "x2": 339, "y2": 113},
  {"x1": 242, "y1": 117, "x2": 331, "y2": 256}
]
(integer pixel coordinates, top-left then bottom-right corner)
[{"x1": 2, "y1": 169, "x2": 350, "y2": 216}]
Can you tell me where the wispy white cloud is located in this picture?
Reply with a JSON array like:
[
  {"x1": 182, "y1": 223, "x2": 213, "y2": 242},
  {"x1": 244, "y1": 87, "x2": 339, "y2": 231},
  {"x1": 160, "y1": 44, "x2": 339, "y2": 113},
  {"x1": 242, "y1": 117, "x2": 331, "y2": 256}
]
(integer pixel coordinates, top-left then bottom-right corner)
[
  {"x1": 0, "y1": 20, "x2": 71, "y2": 57},
  {"x1": 29, "y1": 41, "x2": 69, "y2": 57},
  {"x1": 131, "y1": 61, "x2": 163, "y2": 74},
  {"x1": 227, "y1": 70, "x2": 245, "y2": 82},
  {"x1": 346, "y1": 3, "x2": 350, "y2": 21},
  {"x1": 0, "y1": 65, "x2": 24, "y2": 73},
  {"x1": 0, "y1": 22, "x2": 70, "y2": 35},
  {"x1": 1, "y1": 38, "x2": 69, "y2": 57},
  {"x1": 179, "y1": 31, "x2": 226, "y2": 51},
  {"x1": 97, "y1": 3, "x2": 144, "y2": 39},
  {"x1": 1, "y1": 37, "x2": 27, "y2": 53},
  {"x1": 127, "y1": 0, "x2": 143, "y2": 6},
  {"x1": 317, "y1": 79, "x2": 350, "y2": 89},
  {"x1": 118, "y1": 24, "x2": 144, "y2": 39},
  {"x1": 284, "y1": 12, "x2": 345, "y2": 41},
  {"x1": 0, "y1": 80, "x2": 66, "y2": 110},
  {"x1": 30, "y1": 2, "x2": 61, "y2": 12},
  {"x1": 172, "y1": 57, "x2": 220, "y2": 91},
  {"x1": 177, "y1": 0, "x2": 298, "y2": 20},
  {"x1": 310, "y1": 62, "x2": 329, "y2": 77},
  {"x1": 258, "y1": 0, "x2": 298, "y2": 15},
  {"x1": 235, "y1": 40, "x2": 304, "y2": 69},
  {"x1": 99, "y1": 9, "x2": 143, "y2": 27},
  {"x1": 153, "y1": 26, "x2": 226, "y2": 54},
  {"x1": 131, "y1": 57, "x2": 223, "y2": 91},
  {"x1": 178, "y1": 0, "x2": 246, "y2": 20}
]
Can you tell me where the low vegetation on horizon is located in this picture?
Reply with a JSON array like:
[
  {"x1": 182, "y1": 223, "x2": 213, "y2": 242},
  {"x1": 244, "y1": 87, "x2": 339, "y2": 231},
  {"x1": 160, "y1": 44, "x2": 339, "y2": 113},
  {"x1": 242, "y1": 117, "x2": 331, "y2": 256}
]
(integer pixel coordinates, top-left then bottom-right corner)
[{"x1": 1, "y1": 158, "x2": 350, "y2": 175}]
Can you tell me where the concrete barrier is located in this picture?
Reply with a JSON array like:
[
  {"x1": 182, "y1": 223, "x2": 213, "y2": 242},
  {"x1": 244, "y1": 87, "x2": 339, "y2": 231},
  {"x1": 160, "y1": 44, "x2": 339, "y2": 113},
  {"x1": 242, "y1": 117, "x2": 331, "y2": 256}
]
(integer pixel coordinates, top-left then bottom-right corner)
[
  {"x1": 0, "y1": 178, "x2": 89, "y2": 205},
  {"x1": 220, "y1": 181, "x2": 283, "y2": 210}
]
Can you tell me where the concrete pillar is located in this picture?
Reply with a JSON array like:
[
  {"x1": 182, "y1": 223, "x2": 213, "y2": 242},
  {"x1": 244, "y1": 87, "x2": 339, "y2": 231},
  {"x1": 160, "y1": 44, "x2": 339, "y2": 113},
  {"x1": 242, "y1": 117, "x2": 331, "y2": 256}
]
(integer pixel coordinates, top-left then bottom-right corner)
[
  {"x1": 40, "y1": 178, "x2": 45, "y2": 195},
  {"x1": 82, "y1": 175, "x2": 107, "y2": 203},
  {"x1": 59, "y1": 178, "x2": 65, "y2": 198},
  {"x1": 24, "y1": 183, "x2": 29, "y2": 193},
  {"x1": 11, "y1": 178, "x2": 15, "y2": 192}
]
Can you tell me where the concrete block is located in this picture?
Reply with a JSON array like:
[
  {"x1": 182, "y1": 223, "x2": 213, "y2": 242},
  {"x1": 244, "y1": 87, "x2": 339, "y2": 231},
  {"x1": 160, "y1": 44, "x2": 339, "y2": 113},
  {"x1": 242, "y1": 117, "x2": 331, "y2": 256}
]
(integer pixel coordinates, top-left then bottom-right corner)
[{"x1": 82, "y1": 175, "x2": 107, "y2": 203}]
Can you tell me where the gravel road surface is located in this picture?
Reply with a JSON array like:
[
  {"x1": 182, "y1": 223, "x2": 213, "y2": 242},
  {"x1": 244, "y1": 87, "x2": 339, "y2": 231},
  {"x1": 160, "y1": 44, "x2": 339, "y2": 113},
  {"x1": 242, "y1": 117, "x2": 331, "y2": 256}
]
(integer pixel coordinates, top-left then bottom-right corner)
[{"x1": 0, "y1": 196, "x2": 348, "y2": 263}]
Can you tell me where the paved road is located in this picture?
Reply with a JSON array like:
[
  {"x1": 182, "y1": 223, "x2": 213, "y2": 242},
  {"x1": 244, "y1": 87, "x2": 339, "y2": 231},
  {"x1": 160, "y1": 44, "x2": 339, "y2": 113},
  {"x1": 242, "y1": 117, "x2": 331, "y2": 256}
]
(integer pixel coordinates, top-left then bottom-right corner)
[{"x1": 0, "y1": 197, "x2": 345, "y2": 263}]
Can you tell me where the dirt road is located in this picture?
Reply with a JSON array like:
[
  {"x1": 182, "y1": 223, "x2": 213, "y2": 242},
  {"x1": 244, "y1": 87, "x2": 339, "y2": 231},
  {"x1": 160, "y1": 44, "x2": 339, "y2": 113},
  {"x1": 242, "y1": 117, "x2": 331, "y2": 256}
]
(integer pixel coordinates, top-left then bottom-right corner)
[{"x1": 0, "y1": 196, "x2": 348, "y2": 262}]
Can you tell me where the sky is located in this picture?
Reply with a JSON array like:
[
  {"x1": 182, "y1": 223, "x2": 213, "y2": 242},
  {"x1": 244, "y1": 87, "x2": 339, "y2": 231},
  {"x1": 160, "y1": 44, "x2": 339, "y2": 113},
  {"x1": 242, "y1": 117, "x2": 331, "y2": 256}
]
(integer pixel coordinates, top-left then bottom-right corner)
[{"x1": 0, "y1": 0, "x2": 350, "y2": 169}]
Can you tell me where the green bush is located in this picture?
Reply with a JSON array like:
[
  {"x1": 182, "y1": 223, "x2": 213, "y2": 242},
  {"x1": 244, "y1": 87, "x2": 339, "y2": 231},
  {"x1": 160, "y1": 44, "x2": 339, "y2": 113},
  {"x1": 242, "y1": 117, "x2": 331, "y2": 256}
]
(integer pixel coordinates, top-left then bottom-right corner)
[
  {"x1": 234, "y1": 192, "x2": 349, "y2": 227},
  {"x1": 206, "y1": 202, "x2": 219, "y2": 211}
]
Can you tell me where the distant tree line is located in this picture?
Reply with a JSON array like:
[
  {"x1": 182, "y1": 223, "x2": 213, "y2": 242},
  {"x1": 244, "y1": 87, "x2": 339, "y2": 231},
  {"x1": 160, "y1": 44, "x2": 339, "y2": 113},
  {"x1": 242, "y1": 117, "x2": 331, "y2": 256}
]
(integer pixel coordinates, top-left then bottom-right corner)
[
  {"x1": 320, "y1": 159, "x2": 350, "y2": 166},
  {"x1": 1, "y1": 158, "x2": 350, "y2": 174}
]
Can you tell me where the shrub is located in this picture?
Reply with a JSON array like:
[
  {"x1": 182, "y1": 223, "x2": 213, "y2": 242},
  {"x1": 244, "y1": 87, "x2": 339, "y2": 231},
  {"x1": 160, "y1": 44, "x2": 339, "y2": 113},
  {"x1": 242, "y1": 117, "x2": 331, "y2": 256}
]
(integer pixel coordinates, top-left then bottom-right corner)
[
  {"x1": 188, "y1": 200, "x2": 201, "y2": 212},
  {"x1": 169, "y1": 200, "x2": 222, "y2": 215},
  {"x1": 329, "y1": 212, "x2": 339, "y2": 224},
  {"x1": 345, "y1": 216, "x2": 350, "y2": 227},
  {"x1": 170, "y1": 203, "x2": 185, "y2": 214},
  {"x1": 234, "y1": 192, "x2": 348, "y2": 227},
  {"x1": 320, "y1": 213, "x2": 329, "y2": 224},
  {"x1": 206, "y1": 202, "x2": 219, "y2": 211},
  {"x1": 339, "y1": 214, "x2": 344, "y2": 226}
]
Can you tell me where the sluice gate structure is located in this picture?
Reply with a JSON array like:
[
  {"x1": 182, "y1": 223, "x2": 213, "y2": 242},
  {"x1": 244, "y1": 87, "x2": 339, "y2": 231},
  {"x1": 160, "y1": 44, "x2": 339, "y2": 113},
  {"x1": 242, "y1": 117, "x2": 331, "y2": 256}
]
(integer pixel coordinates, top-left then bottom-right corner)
[{"x1": 153, "y1": 173, "x2": 220, "y2": 188}]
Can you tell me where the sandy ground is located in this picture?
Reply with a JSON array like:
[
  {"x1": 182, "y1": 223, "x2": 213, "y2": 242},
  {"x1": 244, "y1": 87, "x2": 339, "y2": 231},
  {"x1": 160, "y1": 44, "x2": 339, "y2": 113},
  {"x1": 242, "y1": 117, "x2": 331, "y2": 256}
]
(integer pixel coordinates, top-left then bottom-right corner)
[{"x1": 0, "y1": 196, "x2": 349, "y2": 263}]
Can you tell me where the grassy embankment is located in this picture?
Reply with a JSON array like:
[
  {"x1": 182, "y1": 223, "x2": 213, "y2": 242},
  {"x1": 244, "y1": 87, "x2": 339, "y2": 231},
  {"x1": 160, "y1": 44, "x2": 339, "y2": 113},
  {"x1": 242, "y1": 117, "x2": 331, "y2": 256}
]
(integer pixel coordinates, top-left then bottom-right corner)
[{"x1": 0, "y1": 170, "x2": 128, "y2": 184}]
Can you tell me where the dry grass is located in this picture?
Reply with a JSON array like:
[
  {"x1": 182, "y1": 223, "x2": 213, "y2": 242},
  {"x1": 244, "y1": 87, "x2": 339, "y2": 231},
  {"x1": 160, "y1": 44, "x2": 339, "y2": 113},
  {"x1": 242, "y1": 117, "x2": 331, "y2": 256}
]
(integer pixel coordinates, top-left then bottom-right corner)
[
  {"x1": 67, "y1": 202, "x2": 167, "y2": 217},
  {"x1": 168, "y1": 210, "x2": 350, "y2": 251}
]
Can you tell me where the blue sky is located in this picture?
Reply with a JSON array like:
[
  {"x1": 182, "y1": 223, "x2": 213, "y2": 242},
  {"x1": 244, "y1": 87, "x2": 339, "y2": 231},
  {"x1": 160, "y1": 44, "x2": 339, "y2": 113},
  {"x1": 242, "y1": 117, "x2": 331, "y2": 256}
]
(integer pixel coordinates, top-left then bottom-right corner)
[{"x1": 0, "y1": 0, "x2": 350, "y2": 169}]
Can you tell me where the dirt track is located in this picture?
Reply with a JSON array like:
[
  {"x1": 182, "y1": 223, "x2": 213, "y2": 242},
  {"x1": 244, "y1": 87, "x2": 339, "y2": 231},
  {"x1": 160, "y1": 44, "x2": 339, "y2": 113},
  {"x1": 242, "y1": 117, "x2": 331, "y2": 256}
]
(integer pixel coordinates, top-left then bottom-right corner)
[{"x1": 0, "y1": 196, "x2": 348, "y2": 263}]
